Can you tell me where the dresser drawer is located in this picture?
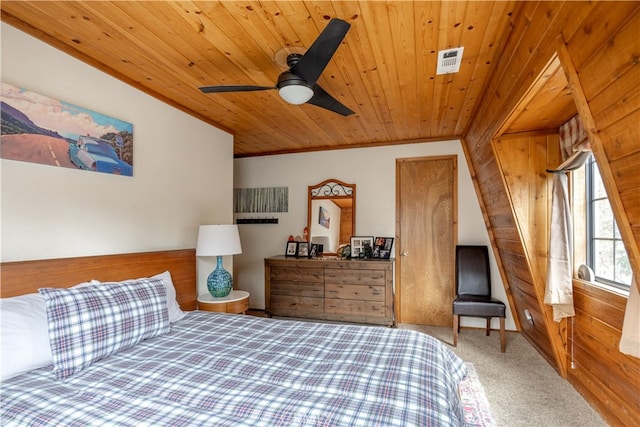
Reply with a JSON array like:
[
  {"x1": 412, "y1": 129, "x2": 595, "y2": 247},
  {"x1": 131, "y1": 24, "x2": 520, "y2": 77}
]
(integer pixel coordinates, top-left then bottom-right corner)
[
  {"x1": 325, "y1": 298, "x2": 386, "y2": 317},
  {"x1": 325, "y1": 283, "x2": 385, "y2": 301},
  {"x1": 270, "y1": 266, "x2": 324, "y2": 283},
  {"x1": 270, "y1": 295, "x2": 324, "y2": 317},
  {"x1": 271, "y1": 280, "x2": 324, "y2": 298},
  {"x1": 325, "y1": 268, "x2": 386, "y2": 286}
]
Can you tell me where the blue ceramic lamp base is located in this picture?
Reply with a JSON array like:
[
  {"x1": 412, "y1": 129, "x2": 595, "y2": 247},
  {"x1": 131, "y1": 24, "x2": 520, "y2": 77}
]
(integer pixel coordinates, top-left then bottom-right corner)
[{"x1": 207, "y1": 256, "x2": 233, "y2": 297}]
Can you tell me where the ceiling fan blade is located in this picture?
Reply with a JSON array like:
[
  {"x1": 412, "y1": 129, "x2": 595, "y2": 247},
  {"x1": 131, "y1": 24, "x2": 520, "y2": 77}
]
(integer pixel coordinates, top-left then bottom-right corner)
[
  {"x1": 291, "y1": 18, "x2": 350, "y2": 85},
  {"x1": 199, "y1": 85, "x2": 275, "y2": 93},
  {"x1": 306, "y1": 84, "x2": 354, "y2": 116}
]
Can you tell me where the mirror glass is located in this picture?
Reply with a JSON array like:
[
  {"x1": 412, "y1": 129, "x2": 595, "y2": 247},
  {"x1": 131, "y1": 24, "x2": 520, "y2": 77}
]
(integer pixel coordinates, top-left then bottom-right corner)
[{"x1": 307, "y1": 179, "x2": 356, "y2": 254}]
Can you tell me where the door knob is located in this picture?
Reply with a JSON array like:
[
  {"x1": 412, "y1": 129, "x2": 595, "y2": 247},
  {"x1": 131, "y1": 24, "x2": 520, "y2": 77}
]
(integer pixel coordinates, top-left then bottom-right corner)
[{"x1": 400, "y1": 251, "x2": 408, "y2": 256}]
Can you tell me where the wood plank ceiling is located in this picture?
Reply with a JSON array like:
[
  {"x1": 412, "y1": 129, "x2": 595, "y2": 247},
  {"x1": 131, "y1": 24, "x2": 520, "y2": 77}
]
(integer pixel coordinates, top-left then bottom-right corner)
[{"x1": 1, "y1": 1, "x2": 532, "y2": 157}]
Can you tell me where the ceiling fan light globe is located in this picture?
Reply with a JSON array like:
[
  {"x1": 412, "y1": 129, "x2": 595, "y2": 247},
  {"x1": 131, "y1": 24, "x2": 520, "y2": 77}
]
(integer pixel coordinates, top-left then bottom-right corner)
[{"x1": 278, "y1": 84, "x2": 314, "y2": 105}]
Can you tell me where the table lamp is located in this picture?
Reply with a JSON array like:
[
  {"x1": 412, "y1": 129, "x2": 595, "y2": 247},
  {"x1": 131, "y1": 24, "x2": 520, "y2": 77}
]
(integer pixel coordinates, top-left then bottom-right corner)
[{"x1": 196, "y1": 224, "x2": 242, "y2": 297}]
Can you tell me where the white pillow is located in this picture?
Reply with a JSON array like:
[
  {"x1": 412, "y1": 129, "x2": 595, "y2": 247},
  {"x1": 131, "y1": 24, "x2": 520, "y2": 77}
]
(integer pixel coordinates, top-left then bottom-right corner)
[
  {"x1": 0, "y1": 280, "x2": 98, "y2": 381},
  {"x1": 0, "y1": 293, "x2": 52, "y2": 382},
  {"x1": 151, "y1": 271, "x2": 186, "y2": 323}
]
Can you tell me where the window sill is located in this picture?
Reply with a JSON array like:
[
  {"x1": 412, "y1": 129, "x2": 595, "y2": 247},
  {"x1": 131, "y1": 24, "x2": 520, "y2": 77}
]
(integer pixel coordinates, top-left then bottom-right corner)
[{"x1": 573, "y1": 277, "x2": 629, "y2": 298}]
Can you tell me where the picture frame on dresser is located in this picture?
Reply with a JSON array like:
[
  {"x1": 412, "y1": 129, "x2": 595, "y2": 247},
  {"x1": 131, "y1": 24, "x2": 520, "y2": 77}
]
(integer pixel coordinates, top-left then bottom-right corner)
[
  {"x1": 285, "y1": 241, "x2": 298, "y2": 257},
  {"x1": 350, "y1": 236, "x2": 374, "y2": 258},
  {"x1": 309, "y1": 243, "x2": 322, "y2": 258},
  {"x1": 373, "y1": 237, "x2": 394, "y2": 259},
  {"x1": 297, "y1": 242, "x2": 310, "y2": 257}
]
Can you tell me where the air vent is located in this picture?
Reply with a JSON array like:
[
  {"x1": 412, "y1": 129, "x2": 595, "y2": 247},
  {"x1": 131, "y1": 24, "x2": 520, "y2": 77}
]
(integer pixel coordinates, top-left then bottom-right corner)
[{"x1": 436, "y1": 47, "x2": 464, "y2": 75}]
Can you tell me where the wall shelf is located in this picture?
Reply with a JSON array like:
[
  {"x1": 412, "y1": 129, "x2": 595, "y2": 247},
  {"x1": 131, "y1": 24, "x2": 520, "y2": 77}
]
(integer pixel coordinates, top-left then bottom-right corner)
[{"x1": 236, "y1": 218, "x2": 279, "y2": 224}]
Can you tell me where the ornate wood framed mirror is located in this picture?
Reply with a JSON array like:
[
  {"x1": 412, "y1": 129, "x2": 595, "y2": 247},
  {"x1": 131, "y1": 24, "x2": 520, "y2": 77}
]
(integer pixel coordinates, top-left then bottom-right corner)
[{"x1": 307, "y1": 179, "x2": 356, "y2": 254}]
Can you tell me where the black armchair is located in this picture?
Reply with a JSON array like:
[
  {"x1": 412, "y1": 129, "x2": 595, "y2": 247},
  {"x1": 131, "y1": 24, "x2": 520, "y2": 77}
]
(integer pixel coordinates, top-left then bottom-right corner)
[{"x1": 452, "y1": 245, "x2": 506, "y2": 352}]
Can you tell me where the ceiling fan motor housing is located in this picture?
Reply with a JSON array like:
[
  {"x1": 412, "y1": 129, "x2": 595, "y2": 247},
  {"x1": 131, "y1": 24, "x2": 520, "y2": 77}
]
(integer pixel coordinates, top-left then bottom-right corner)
[{"x1": 277, "y1": 66, "x2": 314, "y2": 105}]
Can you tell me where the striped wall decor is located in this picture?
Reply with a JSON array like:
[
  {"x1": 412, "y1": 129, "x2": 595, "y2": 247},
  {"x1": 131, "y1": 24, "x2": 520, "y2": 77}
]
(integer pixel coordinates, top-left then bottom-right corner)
[{"x1": 234, "y1": 187, "x2": 288, "y2": 213}]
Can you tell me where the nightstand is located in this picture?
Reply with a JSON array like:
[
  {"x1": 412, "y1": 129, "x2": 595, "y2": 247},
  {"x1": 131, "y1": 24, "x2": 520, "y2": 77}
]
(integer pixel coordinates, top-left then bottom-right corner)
[{"x1": 197, "y1": 290, "x2": 250, "y2": 314}]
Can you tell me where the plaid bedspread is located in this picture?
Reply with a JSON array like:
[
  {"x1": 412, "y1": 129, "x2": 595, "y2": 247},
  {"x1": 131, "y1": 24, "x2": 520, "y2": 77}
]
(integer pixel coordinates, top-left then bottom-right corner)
[{"x1": 1, "y1": 312, "x2": 467, "y2": 426}]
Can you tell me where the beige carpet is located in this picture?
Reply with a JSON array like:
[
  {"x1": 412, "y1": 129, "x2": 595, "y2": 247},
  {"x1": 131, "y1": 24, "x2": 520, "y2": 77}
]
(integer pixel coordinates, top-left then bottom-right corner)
[{"x1": 399, "y1": 324, "x2": 607, "y2": 427}]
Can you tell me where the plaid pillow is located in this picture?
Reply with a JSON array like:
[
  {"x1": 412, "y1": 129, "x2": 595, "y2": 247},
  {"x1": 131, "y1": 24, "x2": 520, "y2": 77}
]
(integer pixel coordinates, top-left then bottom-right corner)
[{"x1": 39, "y1": 279, "x2": 170, "y2": 380}]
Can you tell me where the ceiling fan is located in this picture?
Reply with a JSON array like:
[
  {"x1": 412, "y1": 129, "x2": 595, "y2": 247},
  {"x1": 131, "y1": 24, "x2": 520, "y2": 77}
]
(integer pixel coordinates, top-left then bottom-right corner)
[{"x1": 199, "y1": 18, "x2": 354, "y2": 116}]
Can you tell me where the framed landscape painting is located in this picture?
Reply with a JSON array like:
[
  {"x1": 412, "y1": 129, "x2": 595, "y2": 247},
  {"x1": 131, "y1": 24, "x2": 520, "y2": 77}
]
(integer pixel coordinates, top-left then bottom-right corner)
[{"x1": 1, "y1": 82, "x2": 134, "y2": 176}]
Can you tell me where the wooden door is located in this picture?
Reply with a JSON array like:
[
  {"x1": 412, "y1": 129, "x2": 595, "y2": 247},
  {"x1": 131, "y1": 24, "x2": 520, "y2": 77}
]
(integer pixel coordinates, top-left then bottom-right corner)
[{"x1": 396, "y1": 156, "x2": 456, "y2": 326}]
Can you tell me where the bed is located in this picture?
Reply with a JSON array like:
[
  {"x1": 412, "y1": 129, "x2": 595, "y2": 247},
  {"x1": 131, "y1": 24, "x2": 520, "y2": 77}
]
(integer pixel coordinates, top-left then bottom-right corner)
[{"x1": 0, "y1": 250, "x2": 468, "y2": 426}]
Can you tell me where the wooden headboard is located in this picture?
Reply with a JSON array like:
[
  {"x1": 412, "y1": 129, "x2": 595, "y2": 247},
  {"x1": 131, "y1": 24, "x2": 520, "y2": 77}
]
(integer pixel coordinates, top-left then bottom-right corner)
[{"x1": 0, "y1": 249, "x2": 197, "y2": 310}]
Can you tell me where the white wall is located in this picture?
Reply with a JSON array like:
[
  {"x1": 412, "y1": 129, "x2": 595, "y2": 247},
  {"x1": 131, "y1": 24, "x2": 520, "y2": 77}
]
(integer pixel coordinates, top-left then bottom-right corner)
[
  {"x1": 234, "y1": 141, "x2": 516, "y2": 330},
  {"x1": 1, "y1": 24, "x2": 234, "y2": 295}
]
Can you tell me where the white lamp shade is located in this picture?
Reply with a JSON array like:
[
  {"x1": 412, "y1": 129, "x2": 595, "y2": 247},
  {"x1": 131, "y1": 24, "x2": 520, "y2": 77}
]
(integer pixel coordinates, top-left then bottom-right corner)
[
  {"x1": 196, "y1": 225, "x2": 242, "y2": 256},
  {"x1": 278, "y1": 85, "x2": 314, "y2": 105}
]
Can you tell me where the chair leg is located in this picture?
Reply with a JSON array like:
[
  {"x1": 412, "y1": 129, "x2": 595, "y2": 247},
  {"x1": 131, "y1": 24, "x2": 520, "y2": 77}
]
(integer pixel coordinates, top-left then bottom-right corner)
[
  {"x1": 453, "y1": 315, "x2": 459, "y2": 347},
  {"x1": 500, "y1": 317, "x2": 506, "y2": 353},
  {"x1": 486, "y1": 318, "x2": 491, "y2": 336}
]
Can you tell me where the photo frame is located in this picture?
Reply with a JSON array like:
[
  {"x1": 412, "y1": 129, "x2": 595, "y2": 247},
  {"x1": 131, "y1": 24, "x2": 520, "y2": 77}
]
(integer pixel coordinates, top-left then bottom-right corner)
[
  {"x1": 373, "y1": 237, "x2": 394, "y2": 259},
  {"x1": 350, "y1": 236, "x2": 374, "y2": 258},
  {"x1": 297, "y1": 242, "x2": 310, "y2": 258},
  {"x1": 285, "y1": 241, "x2": 298, "y2": 257},
  {"x1": 309, "y1": 243, "x2": 323, "y2": 258}
]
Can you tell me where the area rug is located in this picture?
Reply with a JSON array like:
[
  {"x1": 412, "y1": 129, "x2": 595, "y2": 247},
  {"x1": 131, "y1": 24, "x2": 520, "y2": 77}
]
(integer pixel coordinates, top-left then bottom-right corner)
[{"x1": 460, "y1": 363, "x2": 496, "y2": 427}]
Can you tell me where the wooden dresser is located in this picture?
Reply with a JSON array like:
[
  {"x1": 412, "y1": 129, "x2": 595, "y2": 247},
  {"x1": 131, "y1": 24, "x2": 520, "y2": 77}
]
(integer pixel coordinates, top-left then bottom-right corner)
[{"x1": 265, "y1": 256, "x2": 395, "y2": 326}]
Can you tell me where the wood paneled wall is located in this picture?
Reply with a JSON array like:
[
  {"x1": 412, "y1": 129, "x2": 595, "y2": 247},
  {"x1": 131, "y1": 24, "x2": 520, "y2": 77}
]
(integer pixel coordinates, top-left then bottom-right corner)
[
  {"x1": 571, "y1": 282, "x2": 640, "y2": 426},
  {"x1": 464, "y1": 2, "x2": 640, "y2": 425},
  {"x1": 561, "y1": 5, "x2": 640, "y2": 424},
  {"x1": 492, "y1": 134, "x2": 565, "y2": 371},
  {"x1": 493, "y1": 133, "x2": 640, "y2": 425}
]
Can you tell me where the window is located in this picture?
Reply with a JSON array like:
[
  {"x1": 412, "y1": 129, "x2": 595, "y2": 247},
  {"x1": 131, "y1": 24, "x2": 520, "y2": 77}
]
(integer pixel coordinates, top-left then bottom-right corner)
[{"x1": 585, "y1": 155, "x2": 632, "y2": 288}]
